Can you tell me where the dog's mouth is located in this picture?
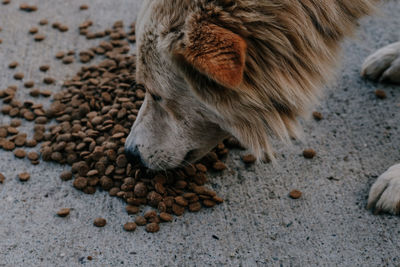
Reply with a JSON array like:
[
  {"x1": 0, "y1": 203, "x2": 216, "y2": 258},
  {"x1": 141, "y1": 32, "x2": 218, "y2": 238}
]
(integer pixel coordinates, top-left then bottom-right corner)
[{"x1": 182, "y1": 148, "x2": 205, "y2": 165}]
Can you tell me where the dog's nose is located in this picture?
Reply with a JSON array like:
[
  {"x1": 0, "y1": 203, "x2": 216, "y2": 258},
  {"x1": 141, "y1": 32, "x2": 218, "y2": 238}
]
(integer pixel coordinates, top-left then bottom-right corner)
[{"x1": 125, "y1": 145, "x2": 143, "y2": 165}]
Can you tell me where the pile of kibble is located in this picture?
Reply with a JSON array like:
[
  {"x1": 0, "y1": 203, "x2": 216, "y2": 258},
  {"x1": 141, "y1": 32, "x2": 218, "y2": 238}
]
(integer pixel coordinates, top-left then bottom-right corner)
[{"x1": 0, "y1": 2, "x2": 258, "y2": 233}]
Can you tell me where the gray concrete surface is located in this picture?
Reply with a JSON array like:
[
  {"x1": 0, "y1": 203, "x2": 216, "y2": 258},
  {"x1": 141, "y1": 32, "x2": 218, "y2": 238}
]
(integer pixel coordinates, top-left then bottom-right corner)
[{"x1": 1, "y1": 0, "x2": 400, "y2": 266}]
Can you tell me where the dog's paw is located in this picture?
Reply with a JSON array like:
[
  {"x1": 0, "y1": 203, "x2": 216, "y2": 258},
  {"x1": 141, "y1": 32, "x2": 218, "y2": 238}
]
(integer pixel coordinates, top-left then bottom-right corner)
[
  {"x1": 361, "y1": 42, "x2": 400, "y2": 84},
  {"x1": 367, "y1": 164, "x2": 400, "y2": 215}
]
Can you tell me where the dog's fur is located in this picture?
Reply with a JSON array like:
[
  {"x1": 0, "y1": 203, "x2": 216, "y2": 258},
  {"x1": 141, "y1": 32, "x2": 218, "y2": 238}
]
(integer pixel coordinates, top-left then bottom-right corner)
[
  {"x1": 126, "y1": 0, "x2": 376, "y2": 170},
  {"x1": 361, "y1": 41, "x2": 400, "y2": 214}
]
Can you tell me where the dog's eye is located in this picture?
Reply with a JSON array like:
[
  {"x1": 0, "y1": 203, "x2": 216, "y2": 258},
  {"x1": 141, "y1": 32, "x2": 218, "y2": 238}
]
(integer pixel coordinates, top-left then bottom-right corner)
[{"x1": 150, "y1": 93, "x2": 162, "y2": 102}]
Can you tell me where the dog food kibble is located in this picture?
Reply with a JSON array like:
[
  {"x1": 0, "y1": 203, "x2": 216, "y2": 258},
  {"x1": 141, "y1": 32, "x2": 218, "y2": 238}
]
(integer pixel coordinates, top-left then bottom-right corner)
[
  {"x1": 242, "y1": 154, "x2": 256, "y2": 164},
  {"x1": 73, "y1": 177, "x2": 87, "y2": 190},
  {"x1": 57, "y1": 208, "x2": 70, "y2": 217},
  {"x1": 60, "y1": 171, "x2": 73, "y2": 181},
  {"x1": 18, "y1": 172, "x2": 30, "y2": 182},
  {"x1": 14, "y1": 72, "x2": 24, "y2": 80},
  {"x1": 43, "y1": 77, "x2": 55, "y2": 84},
  {"x1": 303, "y1": 149, "x2": 316, "y2": 159},
  {"x1": 289, "y1": 190, "x2": 302, "y2": 199},
  {"x1": 39, "y1": 65, "x2": 49, "y2": 72},
  {"x1": 123, "y1": 222, "x2": 137, "y2": 232},
  {"x1": 8, "y1": 61, "x2": 19, "y2": 69},
  {"x1": 312, "y1": 111, "x2": 323, "y2": 121},
  {"x1": 145, "y1": 222, "x2": 160, "y2": 233},
  {"x1": 80, "y1": 4, "x2": 89, "y2": 10},
  {"x1": 93, "y1": 217, "x2": 107, "y2": 227},
  {"x1": 126, "y1": 205, "x2": 139, "y2": 215},
  {"x1": 213, "y1": 161, "x2": 227, "y2": 171},
  {"x1": 55, "y1": 51, "x2": 65, "y2": 59},
  {"x1": 375, "y1": 89, "x2": 387, "y2": 99},
  {"x1": 39, "y1": 19, "x2": 48, "y2": 25},
  {"x1": 62, "y1": 56, "x2": 74, "y2": 64},
  {"x1": 14, "y1": 149, "x2": 26, "y2": 158},
  {"x1": 24, "y1": 81, "x2": 34, "y2": 88},
  {"x1": 0, "y1": 173, "x2": 5, "y2": 183},
  {"x1": 135, "y1": 216, "x2": 147, "y2": 226},
  {"x1": 20, "y1": 4, "x2": 37, "y2": 12},
  {"x1": 29, "y1": 27, "x2": 38, "y2": 34},
  {"x1": 159, "y1": 212, "x2": 173, "y2": 222},
  {"x1": 33, "y1": 34, "x2": 45, "y2": 41},
  {"x1": 2, "y1": 0, "x2": 10, "y2": 5}
]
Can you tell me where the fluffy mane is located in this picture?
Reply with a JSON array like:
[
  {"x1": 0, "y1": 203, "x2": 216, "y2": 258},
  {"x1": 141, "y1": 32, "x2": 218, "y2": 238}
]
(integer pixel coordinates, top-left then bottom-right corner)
[{"x1": 181, "y1": 0, "x2": 376, "y2": 159}]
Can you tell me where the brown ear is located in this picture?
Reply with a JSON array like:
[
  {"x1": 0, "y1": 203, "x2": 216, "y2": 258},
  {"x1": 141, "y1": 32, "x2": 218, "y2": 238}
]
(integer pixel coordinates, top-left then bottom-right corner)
[{"x1": 179, "y1": 23, "x2": 247, "y2": 88}]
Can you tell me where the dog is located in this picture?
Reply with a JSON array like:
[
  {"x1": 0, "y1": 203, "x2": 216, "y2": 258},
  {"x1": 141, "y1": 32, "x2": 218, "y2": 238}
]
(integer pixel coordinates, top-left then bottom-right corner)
[
  {"x1": 125, "y1": 0, "x2": 382, "y2": 202},
  {"x1": 361, "y1": 42, "x2": 400, "y2": 214}
]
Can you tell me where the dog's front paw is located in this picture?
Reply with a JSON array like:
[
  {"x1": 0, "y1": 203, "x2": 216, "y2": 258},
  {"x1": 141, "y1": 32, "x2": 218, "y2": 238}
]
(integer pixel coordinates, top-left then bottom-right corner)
[
  {"x1": 368, "y1": 164, "x2": 400, "y2": 215},
  {"x1": 361, "y1": 42, "x2": 400, "y2": 84}
]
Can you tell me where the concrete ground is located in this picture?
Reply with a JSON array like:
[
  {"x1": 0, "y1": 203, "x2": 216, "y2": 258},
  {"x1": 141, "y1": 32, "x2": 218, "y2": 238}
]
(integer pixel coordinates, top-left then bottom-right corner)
[{"x1": 1, "y1": 0, "x2": 400, "y2": 266}]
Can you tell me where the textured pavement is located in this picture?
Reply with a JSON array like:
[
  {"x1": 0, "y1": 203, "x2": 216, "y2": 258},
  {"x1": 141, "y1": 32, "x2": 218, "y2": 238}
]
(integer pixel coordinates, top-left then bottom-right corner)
[{"x1": 1, "y1": 0, "x2": 400, "y2": 266}]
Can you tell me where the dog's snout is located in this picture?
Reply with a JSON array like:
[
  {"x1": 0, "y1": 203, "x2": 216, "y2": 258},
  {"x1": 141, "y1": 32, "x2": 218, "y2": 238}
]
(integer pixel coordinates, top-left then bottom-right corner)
[{"x1": 125, "y1": 145, "x2": 143, "y2": 164}]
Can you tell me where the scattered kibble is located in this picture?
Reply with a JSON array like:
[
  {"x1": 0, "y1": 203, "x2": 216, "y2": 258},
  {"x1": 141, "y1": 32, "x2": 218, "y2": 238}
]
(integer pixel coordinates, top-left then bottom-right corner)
[
  {"x1": 18, "y1": 172, "x2": 30, "y2": 181},
  {"x1": 303, "y1": 149, "x2": 316, "y2": 159},
  {"x1": 93, "y1": 217, "x2": 107, "y2": 227},
  {"x1": 289, "y1": 190, "x2": 302, "y2": 199},
  {"x1": 123, "y1": 222, "x2": 137, "y2": 232},
  {"x1": 57, "y1": 208, "x2": 70, "y2": 217},
  {"x1": 375, "y1": 89, "x2": 387, "y2": 99}
]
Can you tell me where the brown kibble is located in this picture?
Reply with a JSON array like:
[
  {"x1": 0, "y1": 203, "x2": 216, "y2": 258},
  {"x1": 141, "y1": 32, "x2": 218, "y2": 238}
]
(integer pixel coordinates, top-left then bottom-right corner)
[
  {"x1": 375, "y1": 89, "x2": 387, "y2": 99},
  {"x1": 27, "y1": 151, "x2": 39, "y2": 161},
  {"x1": 58, "y1": 25, "x2": 69, "y2": 32},
  {"x1": 39, "y1": 19, "x2": 48, "y2": 25},
  {"x1": 80, "y1": 4, "x2": 89, "y2": 10},
  {"x1": 43, "y1": 77, "x2": 55, "y2": 84},
  {"x1": 2, "y1": 0, "x2": 10, "y2": 5},
  {"x1": 145, "y1": 222, "x2": 160, "y2": 233},
  {"x1": 0, "y1": 173, "x2": 5, "y2": 183},
  {"x1": 213, "y1": 161, "x2": 227, "y2": 171},
  {"x1": 159, "y1": 212, "x2": 173, "y2": 222},
  {"x1": 242, "y1": 154, "x2": 256, "y2": 164},
  {"x1": 29, "y1": 27, "x2": 38, "y2": 34},
  {"x1": 39, "y1": 65, "x2": 49, "y2": 72},
  {"x1": 123, "y1": 222, "x2": 137, "y2": 232},
  {"x1": 20, "y1": 4, "x2": 37, "y2": 12},
  {"x1": 73, "y1": 177, "x2": 87, "y2": 190},
  {"x1": 3, "y1": 140, "x2": 15, "y2": 151},
  {"x1": 60, "y1": 171, "x2": 73, "y2": 181},
  {"x1": 14, "y1": 72, "x2": 24, "y2": 80},
  {"x1": 134, "y1": 182, "x2": 147, "y2": 198},
  {"x1": 18, "y1": 172, "x2": 30, "y2": 181},
  {"x1": 203, "y1": 199, "x2": 216, "y2": 208},
  {"x1": 126, "y1": 205, "x2": 139, "y2": 215},
  {"x1": 175, "y1": 196, "x2": 188, "y2": 207},
  {"x1": 303, "y1": 149, "x2": 316, "y2": 159},
  {"x1": 172, "y1": 204, "x2": 185, "y2": 216},
  {"x1": 14, "y1": 149, "x2": 26, "y2": 158},
  {"x1": 24, "y1": 81, "x2": 34, "y2": 88},
  {"x1": 289, "y1": 189, "x2": 302, "y2": 199},
  {"x1": 57, "y1": 208, "x2": 70, "y2": 217},
  {"x1": 34, "y1": 34, "x2": 45, "y2": 41},
  {"x1": 55, "y1": 51, "x2": 65, "y2": 59},
  {"x1": 93, "y1": 217, "x2": 107, "y2": 227},
  {"x1": 135, "y1": 216, "x2": 146, "y2": 226},
  {"x1": 9, "y1": 61, "x2": 19, "y2": 69},
  {"x1": 188, "y1": 202, "x2": 202, "y2": 212},
  {"x1": 312, "y1": 111, "x2": 323, "y2": 121}
]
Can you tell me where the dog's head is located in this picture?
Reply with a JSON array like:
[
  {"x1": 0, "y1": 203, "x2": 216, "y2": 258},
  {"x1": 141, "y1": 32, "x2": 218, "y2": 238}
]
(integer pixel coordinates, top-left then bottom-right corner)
[{"x1": 125, "y1": 0, "x2": 374, "y2": 170}]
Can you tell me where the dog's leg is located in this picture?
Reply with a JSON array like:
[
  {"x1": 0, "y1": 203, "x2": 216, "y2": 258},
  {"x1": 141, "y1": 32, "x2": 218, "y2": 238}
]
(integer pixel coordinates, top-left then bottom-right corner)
[
  {"x1": 361, "y1": 42, "x2": 400, "y2": 84},
  {"x1": 368, "y1": 164, "x2": 400, "y2": 214}
]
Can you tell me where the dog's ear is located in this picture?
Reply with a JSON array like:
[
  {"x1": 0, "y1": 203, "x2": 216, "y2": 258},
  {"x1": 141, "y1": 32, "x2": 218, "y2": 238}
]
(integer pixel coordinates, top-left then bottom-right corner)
[{"x1": 177, "y1": 23, "x2": 247, "y2": 89}]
